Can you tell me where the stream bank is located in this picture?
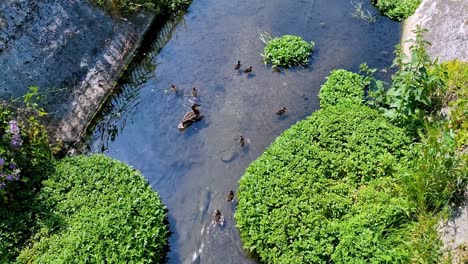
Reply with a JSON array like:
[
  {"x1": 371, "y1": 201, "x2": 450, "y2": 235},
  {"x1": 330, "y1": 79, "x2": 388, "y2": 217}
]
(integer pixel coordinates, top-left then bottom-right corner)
[
  {"x1": 0, "y1": 0, "x2": 156, "y2": 152},
  {"x1": 401, "y1": 1, "x2": 468, "y2": 262},
  {"x1": 85, "y1": 0, "x2": 401, "y2": 263}
]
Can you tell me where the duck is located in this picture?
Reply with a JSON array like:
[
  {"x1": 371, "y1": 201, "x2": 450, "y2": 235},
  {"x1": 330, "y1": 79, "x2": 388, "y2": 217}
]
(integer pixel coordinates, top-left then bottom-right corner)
[
  {"x1": 276, "y1": 107, "x2": 287, "y2": 116},
  {"x1": 192, "y1": 87, "x2": 198, "y2": 97},
  {"x1": 239, "y1": 136, "x2": 246, "y2": 147},
  {"x1": 178, "y1": 104, "x2": 203, "y2": 129},
  {"x1": 213, "y1": 209, "x2": 223, "y2": 224},
  {"x1": 235, "y1": 61, "x2": 242, "y2": 70},
  {"x1": 226, "y1": 190, "x2": 234, "y2": 202},
  {"x1": 171, "y1": 84, "x2": 178, "y2": 93},
  {"x1": 243, "y1": 66, "x2": 253, "y2": 73}
]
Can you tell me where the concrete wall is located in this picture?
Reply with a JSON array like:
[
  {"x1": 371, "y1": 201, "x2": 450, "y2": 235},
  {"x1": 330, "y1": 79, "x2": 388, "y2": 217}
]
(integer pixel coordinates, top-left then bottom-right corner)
[
  {"x1": 401, "y1": 0, "x2": 468, "y2": 62},
  {"x1": 0, "y1": 0, "x2": 154, "y2": 151}
]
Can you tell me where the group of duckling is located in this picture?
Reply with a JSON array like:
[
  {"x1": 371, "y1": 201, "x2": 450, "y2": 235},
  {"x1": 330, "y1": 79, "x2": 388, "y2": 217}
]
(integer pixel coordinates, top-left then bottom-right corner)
[
  {"x1": 174, "y1": 61, "x2": 289, "y2": 226},
  {"x1": 176, "y1": 60, "x2": 287, "y2": 130},
  {"x1": 212, "y1": 190, "x2": 236, "y2": 225},
  {"x1": 235, "y1": 60, "x2": 253, "y2": 74}
]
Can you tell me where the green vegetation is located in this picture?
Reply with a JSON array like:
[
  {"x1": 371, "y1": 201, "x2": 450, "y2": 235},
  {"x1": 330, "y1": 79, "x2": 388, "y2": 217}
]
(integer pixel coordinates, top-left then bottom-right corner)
[
  {"x1": 93, "y1": 0, "x2": 191, "y2": 15},
  {"x1": 17, "y1": 155, "x2": 168, "y2": 263},
  {"x1": 366, "y1": 26, "x2": 444, "y2": 133},
  {"x1": 351, "y1": 1, "x2": 376, "y2": 24},
  {"x1": 236, "y1": 103, "x2": 413, "y2": 263},
  {"x1": 0, "y1": 89, "x2": 169, "y2": 262},
  {"x1": 237, "y1": 26, "x2": 467, "y2": 263},
  {"x1": 371, "y1": 0, "x2": 421, "y2": 21},
  {"x1": 439, "y1": 60, "x2": 468, "y2": 149},
  {"x1": 0, "y1": 88, "x2": 53, "y2": 262},
  {"x1": 260, "y1": 33, "x2": 315, "y2": 68},
  {"x1": 319, "y1": 69, "x2": 366, "y2": 108}
]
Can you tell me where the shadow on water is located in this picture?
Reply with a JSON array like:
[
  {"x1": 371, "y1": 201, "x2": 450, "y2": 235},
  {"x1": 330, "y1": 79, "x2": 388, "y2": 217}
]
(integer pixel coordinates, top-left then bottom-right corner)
[{"x1": 84, "y1": 0, "x2": 401, "y2": 263}]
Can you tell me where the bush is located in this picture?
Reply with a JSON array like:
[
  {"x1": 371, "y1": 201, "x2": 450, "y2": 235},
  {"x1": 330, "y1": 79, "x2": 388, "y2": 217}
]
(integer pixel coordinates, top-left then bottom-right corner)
[
  {"x1": 319, "y1": 69, "x2": 366, "y2": 108},
  {"x1": 17, "y1": 155, "x2": 168, "y2": 263},
  {"x1": 367, "y1": 26, "x2": 444, "y2": 132},
  {"x1": 0, "y1": 102, "x2": 53, "y2": 261},
  {"x1": 402, "y1": 123, "x2": 467, "y2": 213},
  {"x1": 260, "y1": 33, "x2": 315, "y2": 68},
  {"x1": 439, "y1": 60, "x2": 468, "y2": 149},
  {"x1": 235, "y1": 104, "x2": 412, "y2": 263},
  {"x1": 371, "y1": 0, "x2": 421, "y2": 21},
  {"x1": 93, "y1": 0, "x2": 191, "y2": 15}
]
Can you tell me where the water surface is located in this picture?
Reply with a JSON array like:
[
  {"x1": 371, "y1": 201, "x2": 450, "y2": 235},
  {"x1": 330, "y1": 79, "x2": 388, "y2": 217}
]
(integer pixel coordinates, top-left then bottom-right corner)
[{"x1": 85, "y1": 0, "x2": 400, "y2": 263}]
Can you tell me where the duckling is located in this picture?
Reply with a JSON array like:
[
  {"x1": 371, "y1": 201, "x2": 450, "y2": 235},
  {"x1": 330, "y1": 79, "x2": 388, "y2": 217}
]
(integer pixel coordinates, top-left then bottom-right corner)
[
  {"x1": 239, "y1": 136, "x2": 246, "y2": 147},
  {"x1": 276, "y1": 107, "x2": 287, "y2": 116},
  {"x1": 178, "y1": 104, "x2": 203, "y2": 129},
  {"x1": 234, "y1": 61, "x2": 242, "y2": 70},
  {"x1": 192, "y1": 87, "x2": 198, "y2": 97},
  {"x1": 226, "y1": 190, "x2": 235, "y2": 202},
  {"x1": 243, "y1": 66, "x2": 253, "y2": 73},
  {"x1": 171, "y1": 84, "x2": 178, "y2": 93},
  {"x1": 213, "y1": 209, "x2": 223, "y2": 224}
]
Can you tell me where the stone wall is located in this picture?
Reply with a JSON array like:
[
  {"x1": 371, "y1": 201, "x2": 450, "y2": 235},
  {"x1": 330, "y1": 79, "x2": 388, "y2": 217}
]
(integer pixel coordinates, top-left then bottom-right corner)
[
  {"x1": 0, "y1": 0, "x2": 154, "y2": 151},
  {"x1": 401, "y1": 0, "x2": 467, "y2": 62}
]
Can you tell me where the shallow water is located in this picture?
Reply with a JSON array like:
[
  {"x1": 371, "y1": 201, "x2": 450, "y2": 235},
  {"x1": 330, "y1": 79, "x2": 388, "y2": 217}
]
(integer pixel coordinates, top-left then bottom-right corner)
[{"x1": 85, "y1": 0, "x2": 400, "y2": 263}]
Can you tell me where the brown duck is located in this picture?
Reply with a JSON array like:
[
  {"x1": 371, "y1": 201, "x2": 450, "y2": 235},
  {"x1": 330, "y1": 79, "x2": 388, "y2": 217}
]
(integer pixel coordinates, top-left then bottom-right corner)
[
  {"x1": 239, "y1": 136, "x2": 246, "y2": 147},
  {"x1": 235, "y1": 61, "x2": 242, "y2": 70},
  {"x1": 213, "y1": 209, "x2": 222, "y2": 223},
  {"x1": 171, "y1": 84, "x2": 178, "y2": 93},
  {"x1": 243, "y1": 66, "x2": 253, "y2": 73},
  {"x1": 226, "y1": 190, "x2": 234, "y2": 202},
  {"x1": 276, "y1": 107, "x2": 287, "y2": 116},
  {"x1": 178, "y1": 104, "x2": 203, "y2": 129},
  {"x1": 192, "y1": 87, "x2": 198, "y2": 97}
]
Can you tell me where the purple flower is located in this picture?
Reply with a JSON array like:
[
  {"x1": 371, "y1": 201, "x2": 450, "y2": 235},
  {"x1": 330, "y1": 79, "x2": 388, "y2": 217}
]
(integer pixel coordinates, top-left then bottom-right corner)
[
  {"x1": 11, "y1": 134, "x2": 23, "y2": 149},
  {"x1": 6, "y1": 174, "x2": 13, "y2": 181},
  {"x1": 8, "y1": 120, "x2": 23, "y2": 149},
  {"x1": 9, "y1": 163, "x2": 16, "y2": 170},
  {"x1": 0, "y1": 182, "x2": 5, "y2": 190},
  {"x1": 8, "y1": 120, "x2": 20, "y2": 134},
  {"x1": 0, "y1": 158, "x2": 4, "y2": 166}
]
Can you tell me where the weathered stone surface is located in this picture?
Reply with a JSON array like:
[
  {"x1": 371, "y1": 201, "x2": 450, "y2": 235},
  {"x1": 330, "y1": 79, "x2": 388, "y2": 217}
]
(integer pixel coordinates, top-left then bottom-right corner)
[
  {"x1": 0, "y1": 0, "x2": 154, "y2": 150},
  {"x1": 402, "y1": 0, "x2": 468, "y2": 62}
]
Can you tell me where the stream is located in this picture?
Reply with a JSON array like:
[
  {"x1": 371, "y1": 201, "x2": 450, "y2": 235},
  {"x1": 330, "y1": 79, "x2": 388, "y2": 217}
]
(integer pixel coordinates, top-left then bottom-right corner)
[{"x1": 84, "y1": 0, "x2": 400, "y2": 263}]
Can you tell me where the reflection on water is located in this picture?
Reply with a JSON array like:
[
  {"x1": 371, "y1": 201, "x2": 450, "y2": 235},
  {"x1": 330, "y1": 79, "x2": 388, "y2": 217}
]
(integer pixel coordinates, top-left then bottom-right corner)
[{"x1": 84, "y1": 0, "x2": 400, "y2": 263}]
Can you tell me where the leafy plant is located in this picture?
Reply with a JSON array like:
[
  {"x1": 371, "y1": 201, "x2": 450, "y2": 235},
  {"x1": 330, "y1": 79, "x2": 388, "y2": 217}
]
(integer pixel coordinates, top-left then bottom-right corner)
[
  {"x1": 17, "y1": 155, "x2": 169, "y2": 263},
  {"x1": 371, "y1": 0, "x2": 421, "y2": 21},
  {"x1": 401, "y1": 123, "x2": 467, "y2": 213},
  {"x1": 438, "y1": 60, "x2": 468, "y2": 149},
  {"x1": 92, "y1": 0, "x2": 191, "y2": 16},
  {"x1": 367, "y1": 26, "x2": 444, "y2": 131},
  {"x1": 319, "y1": 69, "x2": 366, "y2": 108},
  {"x1": 236, "y1": 103, "x2": 412, "y2": 263},
  {"x1": 0, "y1": 88, "x2": 53, "y2": 261},
  {"x1": 260, "y1": 33, "x2": 315, "y2": 68},
  {"x1": 332, "y1": 177, "x2": 414, "y2": 263}
]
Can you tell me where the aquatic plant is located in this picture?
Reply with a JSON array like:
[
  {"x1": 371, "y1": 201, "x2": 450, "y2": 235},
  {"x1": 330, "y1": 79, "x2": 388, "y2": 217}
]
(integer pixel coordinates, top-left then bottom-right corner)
[
  {"x1": 371, "y1": 0, "x2": 421, "y2": 21},
  {"x1": 17, "y1": 155, "x2": 169, "y2": 263},
  {"x1": 236, "y1": 103, "x2": 412, "y2": 263},
  {"x1": 260, "y1": 33, "x2": 315, "y2": 68},
  {"x1": 350, "y1": 1, "x2": 376, "y2": 23},
  {"x1": 319, "y1": 69, "x2": 367, "y2": 108}
]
